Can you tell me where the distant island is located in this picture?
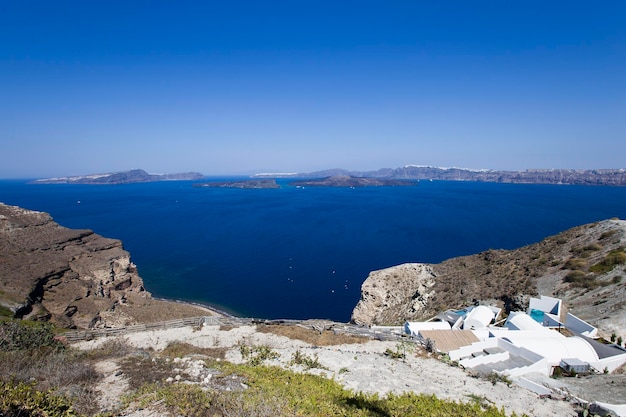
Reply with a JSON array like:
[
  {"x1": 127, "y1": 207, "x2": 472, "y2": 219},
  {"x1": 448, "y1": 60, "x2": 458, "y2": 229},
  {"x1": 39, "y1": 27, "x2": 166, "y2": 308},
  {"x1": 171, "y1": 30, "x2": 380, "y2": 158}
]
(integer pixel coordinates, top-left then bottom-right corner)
[
  {"x1": 289, "y1": 176, "x2": 418, "y2": 187},
  {"x1": 254, "y1": 166, "x2": 626, "y2": 187},
  {"x1": 32, "y1": 169, "x2": 205, "y2": 185},
  {"x1": 29, "y1": 166, "x2": 626, "y2": 187},
  {"x1": 192, "y1": 176, "x2": 418, "y2": 188},
  {"x1": 193, "y1": 179, "x2": 280, "y2": 189}
]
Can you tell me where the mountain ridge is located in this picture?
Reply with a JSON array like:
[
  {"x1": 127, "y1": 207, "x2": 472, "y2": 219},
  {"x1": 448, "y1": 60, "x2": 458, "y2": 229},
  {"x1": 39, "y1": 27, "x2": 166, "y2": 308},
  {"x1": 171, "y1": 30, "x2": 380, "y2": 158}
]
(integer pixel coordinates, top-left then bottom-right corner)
[
  {"x1": 31, "y1": 169, "x2": 205, "y2": 184},
  {"x1": 254, "y1": 166, "x2": 626, "y2": 186}
]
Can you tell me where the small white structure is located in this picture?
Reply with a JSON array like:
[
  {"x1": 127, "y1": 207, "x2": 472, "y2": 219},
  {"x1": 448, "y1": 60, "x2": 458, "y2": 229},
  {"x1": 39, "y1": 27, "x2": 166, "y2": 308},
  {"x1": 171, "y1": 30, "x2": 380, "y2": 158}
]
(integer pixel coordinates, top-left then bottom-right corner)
[
  {"x1": 527, "y1": 295, "x2": 562, "y2": 327},
  {"x1": 560, "y1": 358, "x2": 590, "y2": 374},
  {"x1": 407, "y1": 295, "x2": 626, "y2": 415},
  {"x1": 528, "y1": 295, "x2": 562, "y2": 317},
  {"x1": 463, "y1": 305, "x2": 496, "y2": 330},
  {"x1": 404, "y1": 320, "x2": 451, "y2": 337},
  {"x1": 505, "y1": 311, "x2": 547, "y2": 331}
]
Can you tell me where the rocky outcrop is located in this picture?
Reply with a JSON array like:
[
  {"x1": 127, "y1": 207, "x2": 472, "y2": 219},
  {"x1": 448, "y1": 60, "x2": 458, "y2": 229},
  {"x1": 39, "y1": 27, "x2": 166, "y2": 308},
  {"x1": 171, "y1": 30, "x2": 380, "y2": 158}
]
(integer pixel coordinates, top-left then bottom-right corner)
[
  {"x1": 352, "y1": 219, "x2": 626, "y2": 336},
  {"x1": 0, "y1": 203, "x2": 150, "y2": 329},
  {"x1": 351, "y1": 264, "x2": 436, "y2": 325}
]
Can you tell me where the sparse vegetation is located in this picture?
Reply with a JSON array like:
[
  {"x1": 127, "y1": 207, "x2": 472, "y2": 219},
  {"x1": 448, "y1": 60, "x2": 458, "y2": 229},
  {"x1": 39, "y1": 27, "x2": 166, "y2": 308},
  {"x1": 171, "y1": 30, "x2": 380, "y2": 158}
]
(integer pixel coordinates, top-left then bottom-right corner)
[
  {"x1": 0, "y1": 319, "x2": 64, "y2": 351},
  {"x1": 0, "y1": 304, "x2": 13, "y2": 318},
  {"x1": 162, "y1": 341, "x2": 227, "y2": 360},
  {"x1": 237, "y1": 341, "x2": 280, "y2": 366},
  {"x1": 563, "y1": 271, "x2": 604, "y2": 289},
  {"x1": 384, "y1": 340, "x2": 419, "y2": 361},
  {"x1": 484, "y1": 372, "x2": 512, "y2": 387},
  {"x1": 599, "y1": 230, "x2": 618, "y2": 240},
  {"x1": 290, "y1": 349, "x2": 328, "y2": 370},
  {"x1": 0, "y1": 319, "x2": 100, "y2": 415},
  {"x1": 589, "y1": 248, "x2": 626, "y2": 274},
  {"x1": 0, "y1": 380, "x2": 78, "y2": 417},
  {"x1": 256, "y1": 324, "x2": 368, "y2": 346},
  {"x1": 563, "y1": 258, "x2": 587, "y2": 270},
  {"x1": 571, "y1": 244, "x2": 602, "y2": 258}
]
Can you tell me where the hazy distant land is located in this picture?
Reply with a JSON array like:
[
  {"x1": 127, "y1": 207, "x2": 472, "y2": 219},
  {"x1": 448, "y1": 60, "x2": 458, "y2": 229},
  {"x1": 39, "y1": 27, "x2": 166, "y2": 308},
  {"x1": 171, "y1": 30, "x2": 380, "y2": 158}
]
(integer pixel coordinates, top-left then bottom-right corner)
[
  {"x1": 289, "y1": 176, "x2": 418, "y2": 187},
  {"x1": 31, "y1": 169, "x2": 205, "y2": 185},
  {"x1": 30, "y1": 166, "x2": 626, "y2": 186},
  {"x1": 193, "y1": 179, "x2": 280, "y2": 189},
  {"x1": 256, "y1": 166, "x2": 626, "y2": 186}
]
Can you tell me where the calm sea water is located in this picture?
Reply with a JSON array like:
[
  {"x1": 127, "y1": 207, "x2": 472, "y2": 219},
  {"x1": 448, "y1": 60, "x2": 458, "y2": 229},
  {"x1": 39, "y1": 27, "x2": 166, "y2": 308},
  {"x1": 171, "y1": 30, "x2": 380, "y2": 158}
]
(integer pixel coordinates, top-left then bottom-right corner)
[{"x1": 2, "y1": 179, "x2": 626, "y2": 322}]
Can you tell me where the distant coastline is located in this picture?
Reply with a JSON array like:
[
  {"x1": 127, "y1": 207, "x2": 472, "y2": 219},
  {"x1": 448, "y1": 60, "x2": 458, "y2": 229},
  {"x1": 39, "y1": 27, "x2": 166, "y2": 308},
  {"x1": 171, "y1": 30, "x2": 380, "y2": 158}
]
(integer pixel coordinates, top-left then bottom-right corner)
[
  {"x1": 29, "y1": 166, "x2": 626, "y2": 187},
  {"x1": 31, "y1": 169, "x2": 205, "y2": 185},
  {"x1": 289, "y1": 176, "x2": 418, "y2": 187},
  {"x1": 254, "y1": 166, "x2": 626, "y2": 187},
  {"x1": 153, "y1": 297, "x2": 237, "y2": 318},
  {"x1": 193, "y1": 179, "x2": 279, "y2": 189}
]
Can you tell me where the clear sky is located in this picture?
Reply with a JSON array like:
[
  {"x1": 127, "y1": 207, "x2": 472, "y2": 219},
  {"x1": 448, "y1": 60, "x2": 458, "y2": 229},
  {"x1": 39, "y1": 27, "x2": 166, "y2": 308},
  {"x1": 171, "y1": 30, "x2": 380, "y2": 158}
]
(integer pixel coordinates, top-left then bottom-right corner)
[{"x1": 1, "y1": 1, "x2": 625, "y2": 178}]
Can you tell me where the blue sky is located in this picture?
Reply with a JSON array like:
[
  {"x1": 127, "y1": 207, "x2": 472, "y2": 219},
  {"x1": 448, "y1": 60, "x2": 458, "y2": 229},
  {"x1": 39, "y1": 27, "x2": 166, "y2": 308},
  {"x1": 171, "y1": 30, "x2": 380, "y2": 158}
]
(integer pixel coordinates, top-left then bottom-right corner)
[{"x1": 1, "y1": 1, "x2": 625, "y2": 177}]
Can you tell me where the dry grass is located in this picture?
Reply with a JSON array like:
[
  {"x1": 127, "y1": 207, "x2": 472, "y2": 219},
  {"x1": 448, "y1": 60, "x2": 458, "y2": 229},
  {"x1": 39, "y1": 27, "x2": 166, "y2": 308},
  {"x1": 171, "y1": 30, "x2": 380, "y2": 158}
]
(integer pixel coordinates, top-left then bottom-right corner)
[
  {"x1": 0, "y1": 347, "x2": 101, "y2": 415},
  {"x1": 85, "y1": 337, "x2": 135, "y2": 360},
  {"x1": 255, "y1": 324, "x2": 368, "y2": 346},
  {"x1": 161, "y1": 341, "x2": 228, "y2": 360},
  {"x1": 121, "y1": 354, "x2": 176, "y2": 390},
  {"x1": 116, "y1": 297, "x2": 219, "y2": 324}
]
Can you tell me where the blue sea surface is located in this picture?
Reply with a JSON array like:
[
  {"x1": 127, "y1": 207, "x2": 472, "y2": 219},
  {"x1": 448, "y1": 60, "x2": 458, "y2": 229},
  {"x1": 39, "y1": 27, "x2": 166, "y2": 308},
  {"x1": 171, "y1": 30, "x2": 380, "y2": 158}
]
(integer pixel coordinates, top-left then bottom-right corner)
[{"x1": 1, "y1": 179, "x2": 626, "y2": 322}]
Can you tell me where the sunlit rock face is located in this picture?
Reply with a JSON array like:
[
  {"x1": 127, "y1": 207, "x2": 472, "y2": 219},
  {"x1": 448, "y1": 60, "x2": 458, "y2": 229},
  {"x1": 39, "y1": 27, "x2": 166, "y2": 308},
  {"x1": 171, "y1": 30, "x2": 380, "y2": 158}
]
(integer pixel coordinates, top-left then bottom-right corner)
[
  {"x1": 351, "y1": 263, "x2": 436, "y2": 326},
  {"x1": 0, "y1": 203, "x2": 150, "y2": 329}
]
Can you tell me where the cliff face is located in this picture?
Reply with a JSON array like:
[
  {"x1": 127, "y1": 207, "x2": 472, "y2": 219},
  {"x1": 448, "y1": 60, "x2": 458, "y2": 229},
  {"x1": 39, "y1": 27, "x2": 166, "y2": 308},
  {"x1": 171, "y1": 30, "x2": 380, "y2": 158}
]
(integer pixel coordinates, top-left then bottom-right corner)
[
  {"x1": 352, "y1": 219, "x2": 626, "y2": 336},
  {"x1": 351, "y1": 264, "x2": 436, "y2": 325},
  {"x1": 0, "y1": 203, "x2": 150, "y2": 329}
]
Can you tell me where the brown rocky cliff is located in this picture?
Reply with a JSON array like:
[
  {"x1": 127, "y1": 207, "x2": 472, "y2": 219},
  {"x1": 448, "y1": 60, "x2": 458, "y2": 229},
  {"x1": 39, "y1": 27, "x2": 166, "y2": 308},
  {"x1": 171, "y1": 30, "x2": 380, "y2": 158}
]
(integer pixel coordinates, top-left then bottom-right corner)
[{"x1": 0, "y1": 203, "x2": 150, "y2": 329}]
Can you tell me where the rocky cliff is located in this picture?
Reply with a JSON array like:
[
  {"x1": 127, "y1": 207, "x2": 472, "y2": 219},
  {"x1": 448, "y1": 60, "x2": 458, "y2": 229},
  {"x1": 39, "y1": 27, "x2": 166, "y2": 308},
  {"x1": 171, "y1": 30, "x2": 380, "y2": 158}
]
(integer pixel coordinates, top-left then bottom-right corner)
[
  {"x1": 0, "y1": 203, "x2": 151, "y2": 329},
  {"x1": 352, "y1": 219, "x2": 626, "y2": 336}
]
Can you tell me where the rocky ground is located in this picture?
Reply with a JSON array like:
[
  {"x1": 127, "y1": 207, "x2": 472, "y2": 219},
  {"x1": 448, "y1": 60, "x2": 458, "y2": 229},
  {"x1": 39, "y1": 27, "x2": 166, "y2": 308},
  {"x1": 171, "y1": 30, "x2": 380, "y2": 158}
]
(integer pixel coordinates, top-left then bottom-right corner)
[{"x1": 73, "y1": 323, "x2": 587, "y2": 417}]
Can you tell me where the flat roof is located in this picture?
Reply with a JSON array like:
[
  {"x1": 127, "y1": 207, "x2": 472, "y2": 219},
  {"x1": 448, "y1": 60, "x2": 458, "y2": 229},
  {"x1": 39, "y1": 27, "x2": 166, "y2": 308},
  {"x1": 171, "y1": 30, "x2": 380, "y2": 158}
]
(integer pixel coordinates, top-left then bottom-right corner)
[{"x1": 418, "y1": 330, "x2": 479, "y2": 353}]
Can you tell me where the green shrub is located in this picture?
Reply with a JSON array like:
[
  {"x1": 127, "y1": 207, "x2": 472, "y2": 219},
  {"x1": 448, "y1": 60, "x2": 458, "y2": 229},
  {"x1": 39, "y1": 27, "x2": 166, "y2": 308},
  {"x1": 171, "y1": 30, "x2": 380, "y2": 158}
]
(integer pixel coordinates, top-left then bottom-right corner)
[
  {"x1": 571, "y1": 245, "x2": 602, "y2": 258},
  {"x1": 290, "y1": 349, "x2": 328, "y2": 370},
  {"x1": 563, "y1": 271, "x2": 600, "y2": 289},
  {"x1": 0, "y1": 320, "x2": 63, "y2": 351},
  {"x1": 237, "y1": 341, "x2": 280, "y2": 366},
  {"x1": 589, "y1": 249, "x2": 626, "y2": 274},
  {"x1": 563, "y1": 258, "x2": 586, "y2": 270},
  {"x1": 207, "y1": 362, "x2": 520, "y2": 417},
  {"x1": 131, "y1": 383, "x2": 218, "y2": 417},
  {"x1": 0, "y1": 380, "x2": 77, "y2": 417},
  {"x1": 0, "y1": 305, "x2": 14, "y2": 318},
  {"x1": 599, "y1": 230, "x2": 618, "y2": 240}
]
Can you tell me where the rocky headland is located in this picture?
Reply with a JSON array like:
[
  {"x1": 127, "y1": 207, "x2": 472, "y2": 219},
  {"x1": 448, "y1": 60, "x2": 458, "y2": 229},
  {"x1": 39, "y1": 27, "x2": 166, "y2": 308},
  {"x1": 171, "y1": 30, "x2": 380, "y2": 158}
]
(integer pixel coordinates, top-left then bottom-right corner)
[
  {"x1": 352, "y1": 218, "x2": 626, "y2": 338},
  {"x1": 32, "y1": 169, "x2": 205, "y2": 184},
  {"x1": 0, "y1": 203, "x2": 208, "y2": 329}
]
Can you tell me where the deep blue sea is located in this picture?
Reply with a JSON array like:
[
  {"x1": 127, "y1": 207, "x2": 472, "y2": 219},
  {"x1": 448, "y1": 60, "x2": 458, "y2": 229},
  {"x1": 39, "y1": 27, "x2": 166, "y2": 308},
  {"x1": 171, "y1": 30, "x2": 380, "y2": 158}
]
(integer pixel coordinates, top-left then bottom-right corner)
[{"x1": 2, "y1": 179, "x2": 626, "y2": 322}]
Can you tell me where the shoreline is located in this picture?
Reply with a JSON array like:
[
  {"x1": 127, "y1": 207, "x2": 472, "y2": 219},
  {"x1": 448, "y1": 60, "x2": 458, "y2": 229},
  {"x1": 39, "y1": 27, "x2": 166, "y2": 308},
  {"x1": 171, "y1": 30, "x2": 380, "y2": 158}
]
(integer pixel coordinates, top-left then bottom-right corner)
[{"x1": 153, "y1": 296, "x2": 238, "y2": 319}]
